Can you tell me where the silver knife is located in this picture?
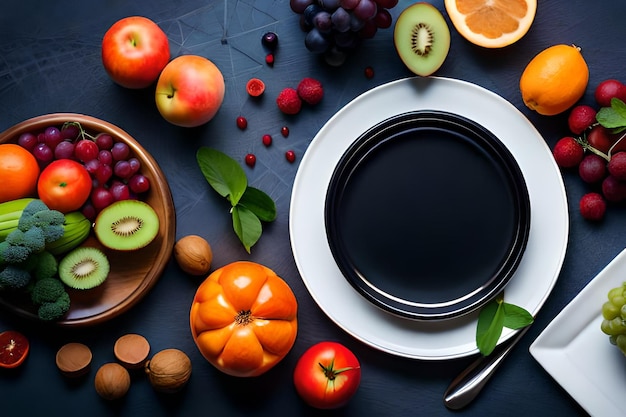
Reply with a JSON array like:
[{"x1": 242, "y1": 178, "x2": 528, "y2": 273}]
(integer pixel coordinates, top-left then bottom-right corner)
[{"x1": 443, "y1": 325, "x2": 531, "y2": 410}]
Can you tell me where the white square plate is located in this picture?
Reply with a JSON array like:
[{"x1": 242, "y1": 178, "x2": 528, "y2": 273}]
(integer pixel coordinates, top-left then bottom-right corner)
[{"x1": 530, "y1": 248, "x2": 626, "y2": 416}]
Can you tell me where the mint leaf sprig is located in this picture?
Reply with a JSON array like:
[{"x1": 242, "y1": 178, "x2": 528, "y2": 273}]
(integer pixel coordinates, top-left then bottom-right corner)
[
  {"x1": 476, "y1": 294, "x2": 534, "y2": 356},
  {"x1": 577, "y1": 98, "x2": 626, "y2": 161},
  {"x1": 596, "y1": 97, "x2": 626, "y2": 132},
  {"x1": 196, "y1": 147, "x2": 276, "y2": 253}
]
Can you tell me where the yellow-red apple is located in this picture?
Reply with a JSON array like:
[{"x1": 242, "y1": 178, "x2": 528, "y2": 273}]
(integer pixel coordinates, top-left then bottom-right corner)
[
  {"x1": 102, "y1": 16, "x2": 170, "y2": 89},
  {"x1": 155, "y1": 55, "x2": 225, "y2": 127}
]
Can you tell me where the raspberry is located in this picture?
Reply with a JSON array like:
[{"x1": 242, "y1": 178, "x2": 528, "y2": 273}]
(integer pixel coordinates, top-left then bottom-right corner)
[
  {"x1": 297, "y1": 78, "x2": 324, "y2": 105},
  {"x1": 567, "y1": 105, "x2": 597, "y2": 135},
  {"x1": 552, "y1": 136, "x2": 584, "y2": 168},
  {"x1": 580, "y1": 192, "x2": 606, "y2": 221},
  {"x1": 608, "y1": 151, "x2": 626, "y2": 180},
  {"x1": 276, "y1": 88, "x2": 302, "y2": 115}
]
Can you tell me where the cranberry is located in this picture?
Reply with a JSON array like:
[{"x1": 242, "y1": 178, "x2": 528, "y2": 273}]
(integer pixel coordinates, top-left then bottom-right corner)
[
  {"x1": 364, "y1": 66, "x2": 375, "y2": 79},
  {"x1": 281, "y1": 126, "x2": 290, "y2": 137},
  {"x1": 285, "y1": 150, "x2": 296, "y2": 163},
  {"x1": 245, "y1": 153, "x2": 256, "y2": 167},
  {"x1": 265, "y1": 53, "x2": 274, "y2": 66},
  {"x1": 262, "y1": 134, "x2": 272, "y2": 147},
  {"x1": 236, "y1": 116, "x2": 248, "y2": 130}
]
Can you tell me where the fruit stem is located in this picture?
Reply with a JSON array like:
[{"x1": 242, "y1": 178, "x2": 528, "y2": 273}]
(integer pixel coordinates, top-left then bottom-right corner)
[
  {"x1": 62, "y1": 121, "x2": 96, "y2": 141},
  {"x1": 318, "y1": 359, "x2": 355, "y2": 381},
  {"x1": 608, "y1": 131, "x2": 626, "y2": 159},
  {"x1": 576, "y1": 132, "x2": 610, "y2": 162}
]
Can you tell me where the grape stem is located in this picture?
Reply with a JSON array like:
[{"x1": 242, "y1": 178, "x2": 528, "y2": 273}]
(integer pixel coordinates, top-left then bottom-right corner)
[{"x1": 61, "y1": 121, "x2": 96, "y2": 141}]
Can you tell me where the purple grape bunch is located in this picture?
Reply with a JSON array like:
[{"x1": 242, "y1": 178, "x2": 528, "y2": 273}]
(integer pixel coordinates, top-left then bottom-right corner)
[
  {"x1": 290, "y1": 0, "x2": 399, "y2": 66},
  {"x1": 17, "y1": 121, "x2": 151, "y2": 220}
]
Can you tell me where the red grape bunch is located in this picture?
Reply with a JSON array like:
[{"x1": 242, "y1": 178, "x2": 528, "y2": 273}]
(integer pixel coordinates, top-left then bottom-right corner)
[
  {"x1": 552, "y1": 79, "x2": 626, "y2": 221},
  {"x1": 17, "y1": 122, "x2": 151, "y2": 220},
  {"x1": 290, "y1": 0, "x2": 399, "y2": 66}
]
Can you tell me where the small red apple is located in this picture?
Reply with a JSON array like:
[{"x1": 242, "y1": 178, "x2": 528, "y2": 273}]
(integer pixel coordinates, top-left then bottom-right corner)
[
  {"x1": 155, "y1": 55, "x2": 225, "y2": 127},
  {"x1": 102, "y1": 16, "x2": 170, "y2": 89}
]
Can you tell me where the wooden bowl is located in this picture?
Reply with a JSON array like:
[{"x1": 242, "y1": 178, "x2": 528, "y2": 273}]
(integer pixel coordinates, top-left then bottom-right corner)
[{"x1": 0, "y1": 113, "x2": 176, "y2": 327}]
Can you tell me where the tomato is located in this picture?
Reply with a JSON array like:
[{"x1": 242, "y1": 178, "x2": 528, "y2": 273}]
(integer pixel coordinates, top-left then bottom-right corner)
[
  {"x1": 0, "y1": 330, "x2": 29, "y2": 369},
  {"x1": 37, "y1": 159, "x2": 92, "y2": 213},
  {"x1": 293, "y1": 341, "x2": 361, "y2": 409},
  {"x1": 189, "y1": 261, "x2": 298, "y2": 377}
]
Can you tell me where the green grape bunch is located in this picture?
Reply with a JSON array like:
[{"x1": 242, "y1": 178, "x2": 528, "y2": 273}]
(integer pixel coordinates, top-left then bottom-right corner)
[{"x1": 601, "y1": 282, "x2": 626, "y2": 355}]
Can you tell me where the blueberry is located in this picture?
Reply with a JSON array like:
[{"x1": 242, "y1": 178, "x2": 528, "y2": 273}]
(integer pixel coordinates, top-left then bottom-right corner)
[{"x1": 261, "y1": 32, "x2": 278, "y2": 50}]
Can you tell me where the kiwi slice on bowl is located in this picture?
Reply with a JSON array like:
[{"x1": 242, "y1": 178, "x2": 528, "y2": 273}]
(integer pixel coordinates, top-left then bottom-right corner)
[
  {"x1": 94, "y1": 200, "x2": 160, "y2": 251},
  {"x1": 59, "y1": 247, "x2": 110, "y2": 290},
  {"x1": 394, "y1": 2, "x2": 451, "y2": 76}
]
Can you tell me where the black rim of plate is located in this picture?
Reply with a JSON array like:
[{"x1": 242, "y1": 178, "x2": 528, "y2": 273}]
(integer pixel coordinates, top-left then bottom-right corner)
[{"x1": 324, "y1": 110, "x2": 531, "y2": 321}]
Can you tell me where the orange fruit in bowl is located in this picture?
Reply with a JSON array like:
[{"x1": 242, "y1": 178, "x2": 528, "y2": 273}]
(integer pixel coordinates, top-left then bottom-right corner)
[
  {"x1": 444, "y1": 0, "x2": 537, "y2": 48},
  {"x1": 0, "y1": 143, "x2": 40, "y2": 203},
  {"x1": 519, "y1": 44, "x2": 589, "y2": 116}
]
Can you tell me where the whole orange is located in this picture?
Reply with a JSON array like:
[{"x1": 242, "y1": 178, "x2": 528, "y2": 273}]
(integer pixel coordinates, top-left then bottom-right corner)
[
  {"x1": 520, "y1": 44, "x2": 589, "y2": 116},
  {"x1": 0, "y1": 143, "x2": 40, "y2": 203}
]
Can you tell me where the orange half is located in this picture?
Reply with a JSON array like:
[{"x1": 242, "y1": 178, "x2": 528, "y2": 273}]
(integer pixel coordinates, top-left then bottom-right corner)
[{"x1": 444, "y1": 0, "x2": 537, "y2": 48}]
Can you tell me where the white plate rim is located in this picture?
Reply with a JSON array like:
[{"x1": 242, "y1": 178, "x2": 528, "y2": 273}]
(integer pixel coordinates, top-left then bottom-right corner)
[
  {"x1": 530, "y1": 248, "x2": 626, "y2": 416},
  {"x1": 289, "y1": 76, "x2": 569, "y2": 360}
]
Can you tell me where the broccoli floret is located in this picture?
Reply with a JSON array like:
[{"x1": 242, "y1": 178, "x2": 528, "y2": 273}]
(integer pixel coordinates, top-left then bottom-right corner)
[
  {"x1": 0, "y1": 239, "x2": 31, "y2": 264},
  {"x1": 20, "y1": 199, "x2": 49, "y2": 219},
  {"x1": 30, "y1": 251, "x2": 58, "y2": 281},
  {"x1": 5, "y1": 227, "x2": 46, "y2": 253},
  {"x1": 17, "y1": 200, "x2": 65, "y2": 244},
  {"x1": 0, "y1": 241, "x2": 8, "y2": 264},
  {"x1": 31, "y1": 278, "x2": 65, "y2": 304},
  {"x1": 23, "y1": 227, "x2": 46, "y2": 252},
  {"x1": 37, "y1": 291, "x2": 70, "y2": 321},
  {"x1": 31, "y1": 209, "x2": 65, "y2": 227},
  {"x1": 0, "y1": 265, "x2": 32, "y2": 290}
]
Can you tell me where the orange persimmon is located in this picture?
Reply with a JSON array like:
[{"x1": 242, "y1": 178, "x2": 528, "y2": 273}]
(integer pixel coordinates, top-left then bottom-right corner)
[{"x1": 189, "y1": 261, "x2": 298, "y2": 377}]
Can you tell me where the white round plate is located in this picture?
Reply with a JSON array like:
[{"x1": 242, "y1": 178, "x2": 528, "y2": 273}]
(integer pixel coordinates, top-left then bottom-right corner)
[{"x1": 289, "y1": 77, "x2": 569, "y2": 360}]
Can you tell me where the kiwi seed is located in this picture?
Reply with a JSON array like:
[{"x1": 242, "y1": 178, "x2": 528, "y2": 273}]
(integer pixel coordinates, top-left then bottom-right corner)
[
  {"x1": 58, "y1": 246, "x2": 110, "y2": 290},
  {"x1": 411, "y1": 23, "x2": 435, "y2": 56}
]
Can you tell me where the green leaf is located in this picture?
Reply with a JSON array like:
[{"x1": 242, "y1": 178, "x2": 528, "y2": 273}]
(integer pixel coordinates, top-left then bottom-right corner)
[
  {"x1": 597, "y1": 98, "x2": 626, "y2": 129},
  {"x1": 232, "y1": 206, "x2": 262, "y2": 254},
  {"x1": 502, "y1": 303, "x2": 534, "y2": 329},
  {"x1": 476, "y1": 299, "x2": 505, "y2": 356},
  {"x1": 239, "y1": 187, "x2": 277, "y2": 222},
  {"x1": 196, "y1": 147, "x2": 247, "y2": 206},
  {"x1": 612, "y1": 98, "x2": 626, "y2": 119}
]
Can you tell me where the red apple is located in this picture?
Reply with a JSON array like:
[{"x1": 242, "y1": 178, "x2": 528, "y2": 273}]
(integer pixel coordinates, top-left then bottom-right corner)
[
  {"x1": 102, "y1": 16, "x2": 170, "y2": 89},
  {"x1": 155, "y1": 55, "x2": 225, "y2": 127}
]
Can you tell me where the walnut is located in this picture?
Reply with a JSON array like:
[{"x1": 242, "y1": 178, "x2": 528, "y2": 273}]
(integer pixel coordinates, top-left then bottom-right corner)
[{"x1": 145, "y1": 348, "x2": 192, "y2": 393}]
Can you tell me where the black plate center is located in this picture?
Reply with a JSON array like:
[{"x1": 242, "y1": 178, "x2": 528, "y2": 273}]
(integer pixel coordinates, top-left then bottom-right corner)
[{"x1": 325, "y1": 111, "x2": 530, "y2": 320}]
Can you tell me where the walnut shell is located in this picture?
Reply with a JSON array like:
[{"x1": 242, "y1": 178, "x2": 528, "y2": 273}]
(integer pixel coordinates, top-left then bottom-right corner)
[
  {"x1": 174, "y1": 235, "x2": 213, "y2": 276},
  {"x1": 94, "y1": 362, "x2": 131, "y2": 400},
  {"x1": 145, "y1": 348, "x2": 192, "y2": 393}
]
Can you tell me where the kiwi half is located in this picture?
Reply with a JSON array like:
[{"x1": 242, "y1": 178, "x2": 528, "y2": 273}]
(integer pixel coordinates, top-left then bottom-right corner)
[
  {"x1": 59, "y1": 246, "x2": 110, "y2": 290},
  {"x1": 394, "y1": 3, "x2": 451, "y2": 76},
  {"x1": 94, "y1": 200, "x2": 160, "y2": 251}
]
